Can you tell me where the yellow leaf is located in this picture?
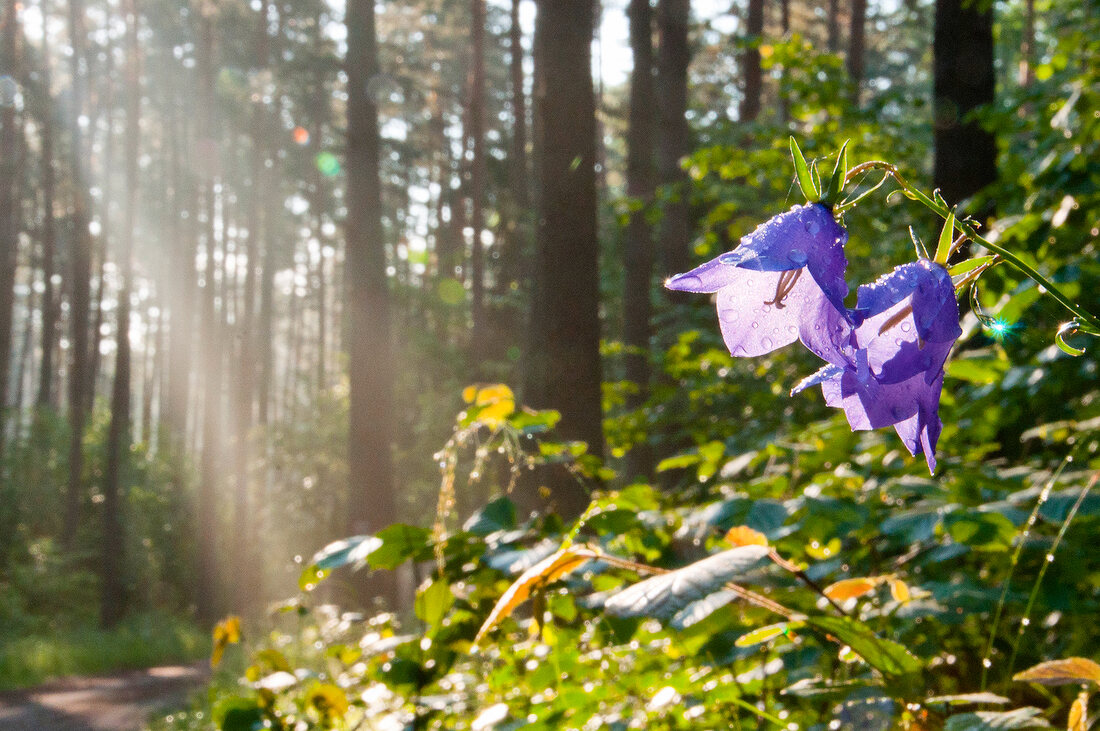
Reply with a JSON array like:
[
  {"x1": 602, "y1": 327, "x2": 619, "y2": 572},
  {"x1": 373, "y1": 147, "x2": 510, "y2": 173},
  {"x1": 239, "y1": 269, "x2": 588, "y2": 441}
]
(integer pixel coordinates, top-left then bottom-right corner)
[
  {"x1": 466, "y1": 384, "x2": 515, "y2": 426},
  {"x1": 474, "y1": 544, "x2": 597, "y2": 646},
  {"x1": 1014, "y1": 657, "x2": 1100, "y2": 686},
  {"x1": 889, "y1": 578, "x2": 911, "y2": 603},
  {"x1": 476, "y1": 384, "x2": 514, "y2": 405},
  {"x1": 823, "y1": 577, "x2": 879, "y2": 602},
  {"x1": 735, "y1": 621, "x2": 804, "y2": 647},
  {"x1": 760, "y1": 44, "x2": 773, "y2": 59},
  {"x1": 307, "y1": 683, "x2": 349, "y2": 720},
  {"x1": 1068, "y1": 692, "x2": 1088, "y2": 731},
  {"x1": 211, "y1": 615, "x2": 242, "y2": 668},
  {"x1": 725, "y1": 525, "x2": 769, "y2": 548}
]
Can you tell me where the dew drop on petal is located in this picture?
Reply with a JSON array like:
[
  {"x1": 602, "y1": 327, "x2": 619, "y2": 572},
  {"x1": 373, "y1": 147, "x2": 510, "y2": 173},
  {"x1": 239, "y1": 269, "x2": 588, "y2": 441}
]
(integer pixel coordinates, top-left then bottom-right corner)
[
  {"x1": 720, "y1": 309, "x2": 739, "y2": 323},
  {"x1": 901, "y1": 321, "x2": 912, "y2": 332},
  {"x1": 762, "y1": 337, "x2": 773, "y2": 348},
  {"x1": 788, "y1": 325, "x2": 797, "y2": 334},
  {"x1": 788, "y1": 249, "x2": 808, "y2": 265},
  {"x1": 751, "y1": 322, "x2": 760, "y2": 329},
  {"x1": 804, "y1": 220, "x2": 821, "y2": 235}
]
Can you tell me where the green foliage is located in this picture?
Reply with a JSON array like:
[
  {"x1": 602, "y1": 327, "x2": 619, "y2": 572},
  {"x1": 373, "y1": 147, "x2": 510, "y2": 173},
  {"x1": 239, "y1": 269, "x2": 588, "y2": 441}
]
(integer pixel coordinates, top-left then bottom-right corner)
[{"x1": 0, "y1": 612, "x2": 207, "y2": 690}]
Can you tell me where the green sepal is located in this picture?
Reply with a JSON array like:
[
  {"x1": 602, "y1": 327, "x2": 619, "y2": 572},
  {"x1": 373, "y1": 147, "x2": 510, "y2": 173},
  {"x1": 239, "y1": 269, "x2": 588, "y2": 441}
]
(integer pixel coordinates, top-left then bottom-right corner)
[
  {"x1": 821, "y1": 140, "x2": 849, "y2": 207},
  {"x1": 949, "y1": 256, "x2": 995, "y2": 277},
  {"x1": 789, "y1": 137, "x2": 820, "y2": 202},
  {"x1": 934, "y1": 211, "x2": 956, "y2": 264}
]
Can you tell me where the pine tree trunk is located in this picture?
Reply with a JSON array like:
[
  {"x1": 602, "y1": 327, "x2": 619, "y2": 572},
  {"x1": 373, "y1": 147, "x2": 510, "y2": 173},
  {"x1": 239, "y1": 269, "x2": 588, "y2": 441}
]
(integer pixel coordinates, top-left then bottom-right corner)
[
  {"x1": 468, "y1": 0, "x2": 487, "y2": 352},
  {"x1": 623, "y1": 0, "x2": 656, "y2": 483},
  {"x1": 656, "y1": 0, "x2": 691, "y2": 277},
  {"x1": 0, "y1": 0, "x2": 22, "y2": 459},
  {"x1": 827, "y1": 0, "x2": 840, "y2": 53},
  {"x1": 36, "y1": 0, "x2": 60, "y2": 411},
  {"x1": 196, "y1": 5, "x2": 221, "y2": 623},
  {"x1": 101, "y1": 0, "x2": 139, "y2": 629},
  {"x1": 848, "y1": 0, "x2": 868, "y2": 106},
  {"x1": 63, "y1": 0, "x2": 94, "y2": 547},
  {"x1": 345, "y1": 0, "x2": 398, "y2": 603},
  {"x1": 521, "y1": 0, "x2": 601, "y2": 519},
  {"x1": 740, "y1": 0, "x2": 763, "y2": 122},
  {"x1": 933, "y1": 0, "x2": 996, "y2": 208}
]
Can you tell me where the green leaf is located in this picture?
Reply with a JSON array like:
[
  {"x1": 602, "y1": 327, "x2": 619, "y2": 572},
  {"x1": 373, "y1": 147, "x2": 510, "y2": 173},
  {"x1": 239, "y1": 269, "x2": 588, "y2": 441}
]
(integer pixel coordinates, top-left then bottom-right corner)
[
  {"x1": 804, "y1": 615, "x2": 923, "y2": 681},
  {"x1": 369, "y1": 524, "x2": 432, "y2": 569},
  {"x1": 213, "y1": 697, "x2": 264, "y2": 731},
  {"x1": 736, "y1": 621, "x2": 805, "y2": 647},
  {"x1": 415, "y1": 578, "x2": 455, "y2": 627},
  {"x1": 463, "y1": 497, "x2": 516, "y2": 536},
  {"x1": 927, "y1": 693, "x2": 1012, "y2": 706},
  {"x1": 656, "y1": 453, "x2": 701, "y2": 472},
  {"x1": 604, "y1": 545, "x2": 771, "y2": 621},
  {"x1": 789, "y1": 137, "x2": 819, "y2": 202},
  {"x1": 311, "y1": 535, "x2": 382, "y2": 571},
  {"x1": 943, "y1": 707, "x2": 1052, "y2": 730},
  {"x1": 935, "y1": 211, "x2": 956, "y2": 264},
  {"x1": 949, "y1": 256, "x2": 995, "y2": 277},
  {"x1": 945, "y1": 512, "x2": 1015, "y2": 551}
]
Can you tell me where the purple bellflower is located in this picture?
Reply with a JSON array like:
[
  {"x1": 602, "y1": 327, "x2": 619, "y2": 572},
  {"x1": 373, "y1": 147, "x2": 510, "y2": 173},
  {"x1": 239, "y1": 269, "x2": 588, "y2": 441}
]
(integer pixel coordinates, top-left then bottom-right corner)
[
  {"x1": 665, "y1": 203, "x2": 850, "y2": 362},
  {"x1": 794, "y1": 259, "x2": 961, "y2": 473}
]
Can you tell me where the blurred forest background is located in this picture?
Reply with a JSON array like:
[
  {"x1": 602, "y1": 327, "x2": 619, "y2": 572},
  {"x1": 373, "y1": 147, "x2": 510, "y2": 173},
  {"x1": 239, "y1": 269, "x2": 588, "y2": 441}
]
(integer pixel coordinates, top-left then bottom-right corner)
[{"x1": 0, "y1": 0, "x2": 1097, "y2": 709}]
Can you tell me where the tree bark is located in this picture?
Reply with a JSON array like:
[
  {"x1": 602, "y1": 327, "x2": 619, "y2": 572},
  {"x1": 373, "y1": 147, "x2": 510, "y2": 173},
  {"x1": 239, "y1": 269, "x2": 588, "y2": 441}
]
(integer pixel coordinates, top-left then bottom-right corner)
[
  {"x1": 656, "y1": 0, "x2": 691, "y2": 277},
  {"x1": 848, "y1": 0, "x2": 868, "y2": 106},
  {"x1": 623, "y1": 0, "x2": 656, "y2": 483},
  {"x1": 0, "y1": 0, "x2": 22, "y2": 458},
  {"x1": 932, "y1": 0, "x2": 996, "y2": 208},
  {"x1": 101, "y1": 0, "x2": 139, "y2": 629},
  {"x1": 35, "y1": 0, "x2": 60, "y2": 411},
  {"x1": 827, "y1": 0, "x2": 840, "y2": 53},
  {"x1": 740, "y1": 0, "x2": 762, "y2": 122},
  {"x1": 196, "y1": 3, "x2": 221, "y2": 623},
  {"x1": 345, "y1": 0, "x2": 398, "y2": 603},
  {"x1": 63, "y1": 0, "x2": 94, "y2": 547},
  {"x1": 521, "y1": 0, "x2": 601, "y2": 519},
  {"x1": 468, "y1": 0, "x2": 487, "y2": 352}
]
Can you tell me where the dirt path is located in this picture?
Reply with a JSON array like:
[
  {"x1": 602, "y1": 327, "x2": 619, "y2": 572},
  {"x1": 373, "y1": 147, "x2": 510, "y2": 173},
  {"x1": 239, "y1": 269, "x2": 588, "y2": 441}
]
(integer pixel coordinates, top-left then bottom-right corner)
[{"x1": 0, "y1": 664, "x2": 209, "y2": 731}]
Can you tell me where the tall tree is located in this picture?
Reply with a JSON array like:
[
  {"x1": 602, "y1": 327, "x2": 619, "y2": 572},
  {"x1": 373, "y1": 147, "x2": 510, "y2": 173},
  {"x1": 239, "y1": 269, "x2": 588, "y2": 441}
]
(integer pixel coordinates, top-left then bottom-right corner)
[
  {"x1": 522, "y1": 0, "x2": 601, "y2": 518},
  {"x1": 35, "y1": 0, "x2": 60, "y2": 411},
  {"x1": 623, "y1": 0, "x2": 656, "y2": 482},
  {"x1": 101, "y1": 0, "x2": 140, "y2": 628},
  {"x1": 63, "y1": 0, "x2": 94, "y2": 547},
  {"x1": 196, "y1": 1, "x2": 221, "y2": 622},
  {"x1": 345, "y1": 0, "x2": 398, "y2": 601},
  {"x1": 0, "y1": 0, "x2": 20, "y2": 459},
  {"x1": 656, "y1": 0, "x2": 690, "y2": 277},
  {"x1": 932, "y1": 0, "x2": 996, "y2": 207},
  {"x1": 848, "y1": 0, "x2": 868, "y2": 105},
  {"x1": 740, "y1": 0, "x2": 763, "y2": 122},
  {"x1": 468, "y1": 0, "x2": 487, "y2": 351}
]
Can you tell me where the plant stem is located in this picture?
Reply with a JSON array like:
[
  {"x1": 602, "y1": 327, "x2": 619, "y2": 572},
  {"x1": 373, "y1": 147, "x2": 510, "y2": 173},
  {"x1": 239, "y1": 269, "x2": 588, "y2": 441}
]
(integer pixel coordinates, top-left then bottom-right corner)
[{"x1": 844, "y1": 161, "x2": 1100, "y2": 332}]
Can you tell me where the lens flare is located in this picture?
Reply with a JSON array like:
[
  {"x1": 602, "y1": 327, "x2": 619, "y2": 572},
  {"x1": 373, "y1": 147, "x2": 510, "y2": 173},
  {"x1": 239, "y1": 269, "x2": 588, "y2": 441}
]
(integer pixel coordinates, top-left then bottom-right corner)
[{"x1": 315, "y1": 152, "x2": 340, "y2": 177}]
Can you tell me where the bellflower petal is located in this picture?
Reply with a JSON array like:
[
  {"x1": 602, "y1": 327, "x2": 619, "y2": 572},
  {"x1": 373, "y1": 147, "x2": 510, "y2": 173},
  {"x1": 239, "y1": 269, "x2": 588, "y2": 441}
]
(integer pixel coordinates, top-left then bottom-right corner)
[
  {"x1": 666, "y1": 203, "x2": 852, "y2": 359},
  {"x1": 852, "y1": 260, "x2": 962, "y2": 384}
]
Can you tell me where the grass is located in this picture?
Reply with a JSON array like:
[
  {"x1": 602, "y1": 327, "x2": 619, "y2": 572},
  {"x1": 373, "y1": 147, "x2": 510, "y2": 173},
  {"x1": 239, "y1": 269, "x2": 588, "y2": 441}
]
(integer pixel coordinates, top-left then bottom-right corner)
[{"x1": 0, "y1": 612, "x2": 210, "y2": 690}]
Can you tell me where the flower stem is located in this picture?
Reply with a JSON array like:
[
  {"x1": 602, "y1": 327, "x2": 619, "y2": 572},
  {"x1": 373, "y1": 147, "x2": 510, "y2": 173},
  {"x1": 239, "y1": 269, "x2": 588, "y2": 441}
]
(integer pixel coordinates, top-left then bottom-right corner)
[{"x1": 844, "y1": 161, "x2": 1100, "y2": 332}]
